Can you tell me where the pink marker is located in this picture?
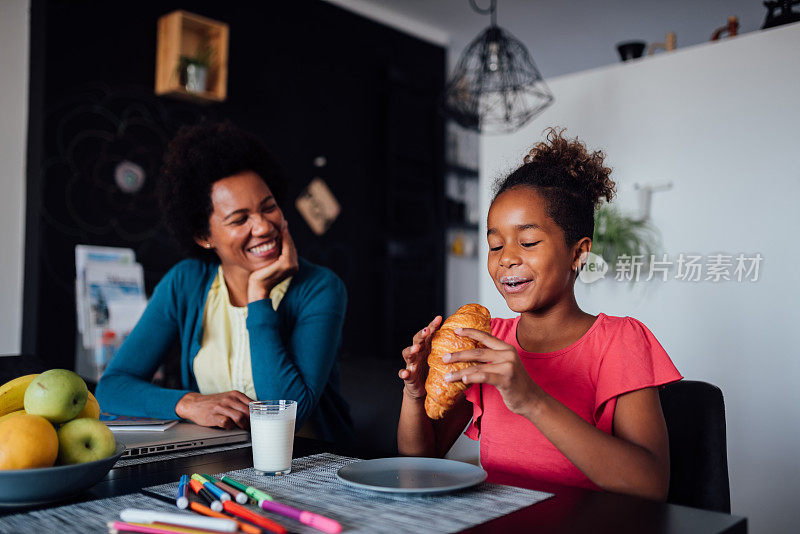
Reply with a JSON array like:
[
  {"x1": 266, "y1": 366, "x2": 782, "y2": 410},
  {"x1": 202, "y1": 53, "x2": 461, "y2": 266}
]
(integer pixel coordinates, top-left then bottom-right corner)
[{"x1": 259, "y1": 498, "x2": 342, "y2": 534}]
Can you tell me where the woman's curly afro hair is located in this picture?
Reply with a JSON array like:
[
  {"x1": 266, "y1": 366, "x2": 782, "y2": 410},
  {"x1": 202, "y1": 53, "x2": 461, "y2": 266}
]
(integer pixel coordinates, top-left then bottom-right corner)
[
  {"x1": 157, "y1": 120, "x2": 287, "y2": 258},
  {"x1": 493, "y1": 127, "x2": 616, "y2": 245}
]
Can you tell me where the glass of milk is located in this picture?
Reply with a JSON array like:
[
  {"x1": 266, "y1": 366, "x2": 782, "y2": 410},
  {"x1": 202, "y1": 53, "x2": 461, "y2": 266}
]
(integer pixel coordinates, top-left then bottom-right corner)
[{"x1": 249, "y1": 400, "x2": 297, "y2": 475}]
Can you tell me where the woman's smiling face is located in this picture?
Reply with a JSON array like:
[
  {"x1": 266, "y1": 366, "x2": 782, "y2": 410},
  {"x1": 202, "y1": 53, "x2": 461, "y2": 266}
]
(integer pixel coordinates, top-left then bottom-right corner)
[
  {"x1": 200, "y1": 170, "x2": 284, "y2": 276},
  {"x1": 487, "y1": 186, "x2": 580, "y2": 314}
]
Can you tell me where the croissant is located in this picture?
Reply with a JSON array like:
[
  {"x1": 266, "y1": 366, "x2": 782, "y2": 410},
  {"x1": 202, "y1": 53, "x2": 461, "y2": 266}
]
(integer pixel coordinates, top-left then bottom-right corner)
[{"x1": 424, "y1": 303, "x2": 491, "y2": 419}]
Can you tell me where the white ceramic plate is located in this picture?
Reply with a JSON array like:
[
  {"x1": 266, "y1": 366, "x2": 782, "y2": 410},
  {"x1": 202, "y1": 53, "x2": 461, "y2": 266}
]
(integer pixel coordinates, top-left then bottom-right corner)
[{"x1": 336, "y1": 457, "x2": 486, "y2": 494}]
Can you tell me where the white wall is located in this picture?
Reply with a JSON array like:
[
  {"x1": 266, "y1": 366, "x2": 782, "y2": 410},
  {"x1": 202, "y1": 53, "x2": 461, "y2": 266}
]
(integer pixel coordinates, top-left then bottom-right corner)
[
  {"x1": 480, "y1": 23, "x2": 800, "y2": 534},
  {"x1": 0, "y1": 0, "x2": 30, "y2": 355},
  {"x1": 366, "y1": 0, "x2": 766, "y2": 78}
]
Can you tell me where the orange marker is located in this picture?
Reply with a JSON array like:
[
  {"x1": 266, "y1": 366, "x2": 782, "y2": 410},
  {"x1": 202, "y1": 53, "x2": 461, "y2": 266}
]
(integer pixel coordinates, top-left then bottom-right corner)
[
  {"x1": 223, "y1": 501, "x2": 286, "y2": 534},
  {"x1": 188, "y1": 501, "x2": 261, "y2": 534}
]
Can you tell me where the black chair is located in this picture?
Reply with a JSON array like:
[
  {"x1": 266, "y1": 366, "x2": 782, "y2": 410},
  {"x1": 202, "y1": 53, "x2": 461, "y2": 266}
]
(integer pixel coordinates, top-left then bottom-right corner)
[{"x1": 659, "y1": 380, "x2": 731, "y2": 513}]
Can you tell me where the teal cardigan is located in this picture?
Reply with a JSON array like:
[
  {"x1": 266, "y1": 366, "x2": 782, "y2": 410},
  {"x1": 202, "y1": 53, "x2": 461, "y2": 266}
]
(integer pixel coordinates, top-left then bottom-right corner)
[{"x1": 95, "y1": 257, "x2": 354, "y2": 444}]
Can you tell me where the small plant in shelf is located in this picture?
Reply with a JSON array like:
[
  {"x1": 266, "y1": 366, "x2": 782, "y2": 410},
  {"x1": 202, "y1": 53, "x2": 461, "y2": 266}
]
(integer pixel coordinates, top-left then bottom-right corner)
[{"x1": 177, "y1": 40, "x2": 214, "y2": 93}]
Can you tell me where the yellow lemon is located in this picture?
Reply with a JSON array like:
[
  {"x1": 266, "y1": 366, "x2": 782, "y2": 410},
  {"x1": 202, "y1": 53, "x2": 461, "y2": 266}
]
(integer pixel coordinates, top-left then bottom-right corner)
[
  {"x1": 75, "y1": 391, "x2": 100, "y2": 420},
  {"x1": 0, "y1": 414, "x2": 59, "y2": 469}
]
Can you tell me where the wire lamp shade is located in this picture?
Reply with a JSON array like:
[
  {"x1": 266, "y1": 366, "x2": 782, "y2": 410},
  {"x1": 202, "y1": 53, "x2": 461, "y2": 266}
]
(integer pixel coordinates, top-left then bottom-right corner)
[{"x1": 443, "y1": 3, "x2": 553, "y2": 134}]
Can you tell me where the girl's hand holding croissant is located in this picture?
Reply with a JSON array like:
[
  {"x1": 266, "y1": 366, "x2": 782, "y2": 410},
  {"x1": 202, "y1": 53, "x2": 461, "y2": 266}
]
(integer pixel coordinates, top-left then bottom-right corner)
[
  {"x1": 442, "y1": 327, "x2": 541, "y2": 416},
  {"x1": 399, "y1": 315, "x2": 443, "y2": 400}
]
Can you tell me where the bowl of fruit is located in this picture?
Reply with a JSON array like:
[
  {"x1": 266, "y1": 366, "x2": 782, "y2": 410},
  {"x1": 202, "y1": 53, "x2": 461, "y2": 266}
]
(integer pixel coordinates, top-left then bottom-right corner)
[{"x1": 0, "y1": 370, "x2": 124, "y2": 507}]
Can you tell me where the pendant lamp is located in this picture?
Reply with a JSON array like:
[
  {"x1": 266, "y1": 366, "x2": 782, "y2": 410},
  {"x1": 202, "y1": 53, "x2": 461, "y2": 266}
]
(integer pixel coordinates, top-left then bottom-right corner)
[{"x1": 443, "y1": 0, "x2": 553, "y2": 134}]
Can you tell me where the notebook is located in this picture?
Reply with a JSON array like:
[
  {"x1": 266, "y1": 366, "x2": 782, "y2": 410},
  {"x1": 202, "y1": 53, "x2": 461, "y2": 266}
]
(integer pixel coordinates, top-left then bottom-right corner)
[
  {"x1": 112, "y1": 422, "x2": 250, "y2": 458},
  {"x1": 101, "y1": 413, "x2": 179, "y2": 432}
]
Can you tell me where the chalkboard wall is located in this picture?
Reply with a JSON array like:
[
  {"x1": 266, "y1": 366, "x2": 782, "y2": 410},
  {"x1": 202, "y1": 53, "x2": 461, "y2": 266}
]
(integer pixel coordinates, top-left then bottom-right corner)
[{"x1": 24, "y1": 0, "x2": 446, "y2": 385}]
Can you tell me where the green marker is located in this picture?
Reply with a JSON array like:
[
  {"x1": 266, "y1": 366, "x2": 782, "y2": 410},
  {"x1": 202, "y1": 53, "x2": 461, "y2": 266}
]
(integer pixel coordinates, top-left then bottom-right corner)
[{"x1": 221, "y1": 475, "x2": 273, "y2": 502}]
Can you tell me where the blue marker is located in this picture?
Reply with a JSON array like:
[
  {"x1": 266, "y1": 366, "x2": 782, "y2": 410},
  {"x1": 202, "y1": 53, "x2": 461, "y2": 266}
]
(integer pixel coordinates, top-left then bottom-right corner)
[
  {"x1": 191, "y1": 474, "x2": 231, "y2": 502},
  {"x1": 176, "y1": 475, "x2": 189, "y2": 509}
]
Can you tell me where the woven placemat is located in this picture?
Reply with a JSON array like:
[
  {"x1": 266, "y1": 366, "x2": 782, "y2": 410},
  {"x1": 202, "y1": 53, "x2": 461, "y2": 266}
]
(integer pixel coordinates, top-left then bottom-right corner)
[
  {"x1": 0, "y1": 453, "x2": 552, "y2": 533},
  {"x1": 145, "y1": 452, "x2": 553, "y2": 534},
  {"x1": 113, "y1": 441, "x2": 251, "y2": 468},
  {"x1": 0, "y1": 491, "x2": 175, "y2": 531}
]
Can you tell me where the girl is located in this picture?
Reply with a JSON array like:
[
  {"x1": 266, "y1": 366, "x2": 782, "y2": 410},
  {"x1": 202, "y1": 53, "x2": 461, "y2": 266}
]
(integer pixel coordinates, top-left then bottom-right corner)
[{"x1": 397, "y1": 128, "x2": 681, "y2": 500}]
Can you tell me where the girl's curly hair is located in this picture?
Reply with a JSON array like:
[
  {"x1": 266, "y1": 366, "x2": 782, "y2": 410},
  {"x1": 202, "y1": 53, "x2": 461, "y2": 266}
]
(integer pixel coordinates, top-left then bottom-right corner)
[
  {"x1": 493, "y1": 127, "x2": 616, "y2": 245},
  {"x1": 157, "y1": 120, "x2": 287, "y2": 259}
]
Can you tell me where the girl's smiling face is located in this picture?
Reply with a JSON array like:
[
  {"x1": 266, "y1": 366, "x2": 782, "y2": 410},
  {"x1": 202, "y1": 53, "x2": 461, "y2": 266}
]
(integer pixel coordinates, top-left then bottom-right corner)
[{"x1": 487, "y1": 186, "x2": 587, "y2": 314}]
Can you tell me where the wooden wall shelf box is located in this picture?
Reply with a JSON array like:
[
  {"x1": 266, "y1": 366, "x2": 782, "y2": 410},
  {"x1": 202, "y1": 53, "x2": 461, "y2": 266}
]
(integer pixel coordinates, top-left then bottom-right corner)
[{"x1": 155, "y1": 10, "x2": 229, "y2": 103}]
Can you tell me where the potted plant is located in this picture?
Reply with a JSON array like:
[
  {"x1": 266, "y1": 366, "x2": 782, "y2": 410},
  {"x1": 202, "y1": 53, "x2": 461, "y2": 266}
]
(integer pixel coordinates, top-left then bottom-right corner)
[
  {"x1": 591, "y1": 204, "x2": 660, "y2": 278},
  {"x1": 177, "y1": 40, "x2": 214, "y2": 93}
]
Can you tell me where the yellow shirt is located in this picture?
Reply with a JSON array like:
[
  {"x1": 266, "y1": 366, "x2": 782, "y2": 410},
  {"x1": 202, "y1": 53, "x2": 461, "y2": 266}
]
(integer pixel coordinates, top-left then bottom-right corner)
[{"x1": 193, "y1": 266, "x2": 291, "y2": 399}]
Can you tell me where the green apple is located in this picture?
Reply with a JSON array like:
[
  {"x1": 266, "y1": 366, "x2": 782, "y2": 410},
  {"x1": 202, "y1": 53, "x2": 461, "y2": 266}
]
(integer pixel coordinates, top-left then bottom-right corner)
[
  {"x1": 56, "y1": 417, "x2": 117, "y2": 464},
  {"x1": 24, "y1": 369, "x2": 88, "y2": 423}
]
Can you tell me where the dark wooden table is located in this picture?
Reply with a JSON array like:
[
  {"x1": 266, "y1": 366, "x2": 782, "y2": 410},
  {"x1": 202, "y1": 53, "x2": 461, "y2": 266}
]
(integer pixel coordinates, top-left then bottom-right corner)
[{"x1": 2, "y1": 438, "x2": 747, "y2": 533}]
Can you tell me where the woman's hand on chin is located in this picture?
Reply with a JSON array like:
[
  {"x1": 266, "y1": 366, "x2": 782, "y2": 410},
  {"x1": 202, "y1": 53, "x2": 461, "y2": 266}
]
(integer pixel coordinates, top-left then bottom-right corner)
[
  {"x1": 247, "y1": 220, "x2": 299, "y2": 303},
  {"x1": 175, "y1": 391, "x2": 252, "y2": 430}
]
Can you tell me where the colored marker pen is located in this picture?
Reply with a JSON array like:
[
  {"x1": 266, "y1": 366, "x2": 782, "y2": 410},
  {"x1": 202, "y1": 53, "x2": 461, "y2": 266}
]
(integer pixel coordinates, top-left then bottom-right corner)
[
  {"x1": 202, "y1": 474, "x2": 249, "y2": 504},
  {"x1": 189, "y1": 478, "x2": 223, "y2": 512},
  {"x1": 176, "y1": 474, "x2": 189, "y2": 509},
  {"x1": 220, "y1": 475, "x2": 272, "y2": 503},
  {"x1": 192, "y1": 473, "x2": 231, "y2": 502}
]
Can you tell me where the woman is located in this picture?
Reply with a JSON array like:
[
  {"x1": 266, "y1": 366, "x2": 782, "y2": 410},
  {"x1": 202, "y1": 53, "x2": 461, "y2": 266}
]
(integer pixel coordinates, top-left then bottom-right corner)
[{"x1": 96, "y1": 121, "x2": 353, "y2": 444}]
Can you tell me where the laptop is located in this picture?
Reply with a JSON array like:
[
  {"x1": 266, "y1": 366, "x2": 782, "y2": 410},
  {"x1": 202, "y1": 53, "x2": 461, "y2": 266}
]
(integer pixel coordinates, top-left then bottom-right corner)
[{"x1": 112, "y1": 422, "x2": 250, "y2": 458}]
